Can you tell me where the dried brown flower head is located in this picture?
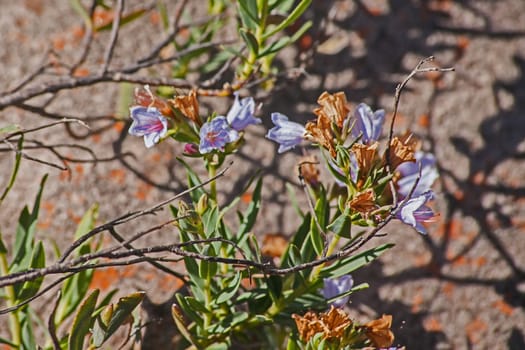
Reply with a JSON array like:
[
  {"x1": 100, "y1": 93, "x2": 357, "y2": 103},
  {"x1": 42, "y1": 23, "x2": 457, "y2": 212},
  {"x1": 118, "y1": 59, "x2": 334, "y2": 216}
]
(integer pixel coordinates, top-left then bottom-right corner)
[
  {"x1": 314, "y1": 91, "x2": 350, "y2": 129},
  {"x1": 349, "y1": 189, "x2": 377, "y2": 215},
  {"x1": 261, "y1": 233, "x2": 288, "y2": 258},
  {"x1": 351, "y1": 142, "x2": 379, "y2": 178},
  {"x1": 170, "y1": 89, "x2": 201, "y2": 126},
  {"x1": 297, "y1": 155, "x2": 320, "y2": 187},
  {"x1": 292, "y1": 306, "x2": 352, "y2": 342},
  {"x1": 364, "y1": 314, "x2": 394, "y2": 348},
  {"x1": 387, "y1": 136, "x2": 415, "y2": 170},
  {"x1": 134, "y1": 85, "x2": 173, "y2": 117},
  {"x1": 305, "y1": 113, "x2": 337, "y2": 157}
]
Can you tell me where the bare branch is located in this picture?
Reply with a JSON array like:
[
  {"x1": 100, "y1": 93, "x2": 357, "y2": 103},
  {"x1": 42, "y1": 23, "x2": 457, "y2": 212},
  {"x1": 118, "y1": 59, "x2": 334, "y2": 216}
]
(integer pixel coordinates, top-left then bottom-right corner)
[{"x1": 100, "y1": 0, "x2": 125, "y2": 74}]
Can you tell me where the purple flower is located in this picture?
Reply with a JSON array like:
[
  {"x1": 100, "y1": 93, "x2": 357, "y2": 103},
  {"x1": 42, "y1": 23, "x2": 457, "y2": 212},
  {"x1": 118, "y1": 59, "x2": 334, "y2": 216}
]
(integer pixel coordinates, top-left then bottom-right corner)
[
  {"x1": 396, "y1": 191, "x2": 436, "y2": 234},
  {"x1": 226, "y1": 93, "x2": 261, "y2": 131},
  {"x1": 129, "y1": 106, "x2": 168, "y2": 148},
  {"x1": 199, "y1": 116, "x2": 239, "y2": 154},
  {"x1": 351, "y1": 103, "x2": 385, "y2": 144},
  {"x1": 397, "y1": 152, "x2": 438, "y2": 199},
  {"x1": 266, "y1": 113, "x2": 306, "y2": 153},
  {"x1": 322, "y1": 275, "x2": 354, "y2": 308}
]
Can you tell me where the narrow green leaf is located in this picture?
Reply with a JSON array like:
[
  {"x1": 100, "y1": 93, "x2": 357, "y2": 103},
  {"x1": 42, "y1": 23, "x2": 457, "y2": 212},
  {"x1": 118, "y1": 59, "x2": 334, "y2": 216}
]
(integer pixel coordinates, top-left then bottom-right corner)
[
  {"x1": 267, "y1": 275, "x2": 282, "y2": 302},
  {"x1": 199, "y1": 245, "x2": 217, "y2": 279},
  {"x1": 327, "y1": 207, "x2": 352, "y2": 238},
  {"x1": 216, "y1": 272, "x2": 242, "y2": 304},
  {"x1": 262, "y1": 0, "x2": 312, "y2": 40},
  {"x1": 258, "y1": 36, "x2": 291, "y2": 58},
  {"x1": 19, "y1": 312, "x2": 36, "y2": 350},
  {"x1": 203, "y1": 205, "x2": 219, "y2": 238},
  {"x1": 94, "y1": 8, "x2": 147, "y2": 32},
  {"x1": 0, "y1": 135, "x2": 23, "y2": 205},
  {"x1": 56, "y1": 204, "x2": 98, "y2": 323},
  {"x1": 11, "y1": 175, "x2": 47, "y2": 273},
  {"x1": 16, "y1": 241, "x2": 46, "y2": 302},
  {"x1": 68, "y1": 289, "x2": 99, "y2": 350},
  {"x1": 237, "y1": 0, "x2": 259, "y2": 29},
  {"x1": 177, "y1": 158, "x2": 206, "y2": 203},
  {"x1": 0, "y1": 336, "x2": 18, "y2": 347},
  {"x1": 319, "y1": 243, "x2": 394, "y2": 278},
  {"x1": 0, "y1": 124, "x2": 21, "y2": 134},
  {"x1": 92, "y1": 291, "x2": 144, "y2": 347},
  {"x1": 240, "y1": 29, "x2": 259, "y2": 56},
  {"x1": 175, "y1": 293, "x2": 204, "y2": 328},
  {"x1": 0, "y1": 233, "x2": 7, "y2": 254},
  {"x1": 185, "y1": 297, "x2": 209, "y2": 314}
]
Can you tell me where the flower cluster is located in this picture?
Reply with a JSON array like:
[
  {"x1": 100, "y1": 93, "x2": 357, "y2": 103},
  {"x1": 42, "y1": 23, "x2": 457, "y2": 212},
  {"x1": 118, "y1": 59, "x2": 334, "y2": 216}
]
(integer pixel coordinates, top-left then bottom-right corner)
[
  {"x1": 127, "y1": 87, "x2": 261, "y2": 162},
  {"x1": 267, "y1": 90, "x2": 439, "y2": 234}
]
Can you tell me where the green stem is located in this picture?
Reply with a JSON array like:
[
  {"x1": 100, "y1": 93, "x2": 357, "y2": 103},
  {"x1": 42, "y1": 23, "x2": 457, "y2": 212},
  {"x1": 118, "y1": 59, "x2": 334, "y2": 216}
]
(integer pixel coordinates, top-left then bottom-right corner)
[
  {"x1": 203, "y1": 274, "x2": 212, "y2": 332},
  {"x1": 208, "y1": 160, "x2": 217, "y2": 203},
  {"x1": 311, "y1": 235, "x2": 341, "y2": 280},
  {"x1": 0, "y1": 251, "x2": 21, "y2": 346}
]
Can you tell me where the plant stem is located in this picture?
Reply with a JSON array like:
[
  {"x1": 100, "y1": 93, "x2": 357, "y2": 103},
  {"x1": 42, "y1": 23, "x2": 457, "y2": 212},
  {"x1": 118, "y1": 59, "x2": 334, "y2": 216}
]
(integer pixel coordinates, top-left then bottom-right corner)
[
  {"x1": 208, "y1": 159, "x2": 217, "y2": 203},
  {"x1": 0, "y1": 251, "x2": 21, "y2": 346},
  {"x1": 311, "y1": 235, "x2": 341, "y2": 280}
]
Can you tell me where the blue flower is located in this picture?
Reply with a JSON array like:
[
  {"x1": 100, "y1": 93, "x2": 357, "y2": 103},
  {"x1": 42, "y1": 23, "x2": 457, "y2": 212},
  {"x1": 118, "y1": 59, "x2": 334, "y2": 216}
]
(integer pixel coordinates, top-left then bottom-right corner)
[
  {"x1": 351, "y1": 103, "x2": 385, "y2": 144},
  {"x1": 129, "y1": 106, "x2": 168, "y2": 148},
  {"x1": 396, "y1": 191, "x2": 435, "y2": 234},
  {"x1": 226, "y1": 93, "x2": 261, "y2": 131},
  {"x1": 199, "y1": 116, "x2": 239, "y2": 154},
  {"x1": 322, "y1": 275, "x2": 354, "y2": 308},
  {"x1": 266, "y1": 113, "x2": 306, "y2": 153},
  {"x1": 396, "y1": 151, "x2": 438, "y2": 198}
]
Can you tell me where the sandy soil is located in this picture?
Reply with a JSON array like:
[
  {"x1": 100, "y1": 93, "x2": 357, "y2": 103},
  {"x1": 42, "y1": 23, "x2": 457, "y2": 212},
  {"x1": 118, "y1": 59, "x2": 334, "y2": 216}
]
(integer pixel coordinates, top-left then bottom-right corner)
[{"x1": 1, "y1": 1, "x2": 524, "y2": 349}]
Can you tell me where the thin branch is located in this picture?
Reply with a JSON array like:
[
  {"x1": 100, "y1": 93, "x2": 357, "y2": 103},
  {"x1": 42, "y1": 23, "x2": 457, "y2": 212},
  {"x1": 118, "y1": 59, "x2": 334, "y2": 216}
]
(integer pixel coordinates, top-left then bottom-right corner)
[
  {"x1": 100, "y1": 0, "x2": 125, "y2": 74},
  {"x1": 48, "y1": 291, "x2": 62, "y2": 350},
  {"x1": 58, "y1": 161, "x2": 233, "y2": 263},
  {"x1": 138, "y1": 0, "x2": 189, "y2": 63},
  {"x1": 386, "y1": 56, "x2": 454, "y2": 168}
]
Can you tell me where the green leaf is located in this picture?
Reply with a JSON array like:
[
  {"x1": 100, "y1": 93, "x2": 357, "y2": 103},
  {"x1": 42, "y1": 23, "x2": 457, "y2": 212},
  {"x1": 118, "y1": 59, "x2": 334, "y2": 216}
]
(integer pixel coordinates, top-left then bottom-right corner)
[
  {"x1": 237, "y1": 0, "x2": 259, "y2": 29},
  {"x1": 186, "y1": 297, "x2": 209, "y2": 314},
  {"x1": 267, "y1": 275, "x2": 282, "y2": 302},
  {"x1": 0, "y1": 124, "x2": 21, "y2": 134},
  {"x1": 199, "y1": 245, "x2": 218, "y2": 279},
  {"x1": 19, "y1": 311, "x2": 36, "y2": 350},
  {"x1": 92, "y1": 291, "x2": 145, "y2": 347},
  {"x1": 202, "y1": 205, "x2": 219, "y2": 238},
  {"x1": 216, "y1": 272, "x2": 242, "y2": 304},
  {"x1": 68, "y1": 289, "x2": 99, "y2": 350},
  {"x1": 0, "y1": 336, "x2": 18, "y2": 347},
  {"x1": 16, "y1": 241, "x2": 46, "y2": 303},
  {"x1": 247, "y1": 293, "x2": 272, "y2": 314},
  {"x1": 281, "y1": 214, "x2": 310, "y2": 268},
  {"x1": 11, "y1": 175, "x2": 47, "y2": 273},
  {"x1": 175, "y1": 293, "x2": 204, "y2": 328},
  {"x1": 237, "y1": 178, "x2": 263, "y2": 236},
  {"x1": 309, "y1": 193, "x2": 329, "y2": 256},
  {"x1": 262, "y1": 0, "x2": 312, "y2": 40},
  {"x1": 94, "y1": 8, "x2": 147, "y2": 32},
  {"x1": 171, "y1": 304, "x2": 196, "y2": 346},
  {"x1": 240, "y1": 29, "x2": 259, "y2": 56},
  {"x1": 177, "y1": 158, "x2": 206, "y2": 203},
  {"x1": 327, "y1": 207, "x2": 352, "y2": 238},
  {"x1": 258, "y1": 36, "x2": 290, "y2": 58},
  {"x1": 319, "y1": 243, "x2": 394, "y2": 278},
  {"x1": 0, "y1": 135, "x2": 23, "y2": 206},
  {"x1": 56, "y1": 204, "x2": 98, "y2": 323},
  {"x1": 0, "y1": 233, "x2": 7, "y2": 254}
]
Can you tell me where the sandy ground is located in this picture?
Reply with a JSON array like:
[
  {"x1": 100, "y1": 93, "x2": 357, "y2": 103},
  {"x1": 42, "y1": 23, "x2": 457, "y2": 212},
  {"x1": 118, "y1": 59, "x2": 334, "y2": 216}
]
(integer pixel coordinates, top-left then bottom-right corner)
[{"x1": 1, "y1": 0, "x2": 525, "y2": 349}]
